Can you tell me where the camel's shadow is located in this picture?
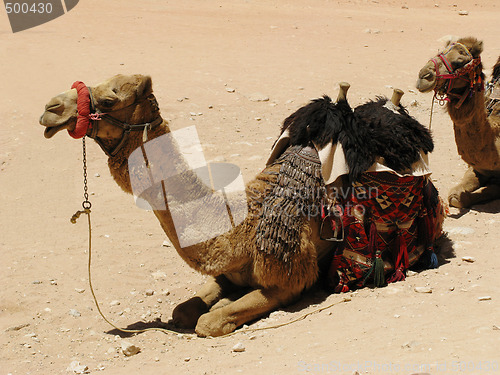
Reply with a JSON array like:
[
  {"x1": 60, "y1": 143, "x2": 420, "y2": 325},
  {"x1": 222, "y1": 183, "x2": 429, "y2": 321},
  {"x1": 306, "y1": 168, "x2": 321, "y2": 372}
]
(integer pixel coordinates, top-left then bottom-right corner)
[
  {"x1": 107, "y1": 234, "x2": 456, "y2": 338},
  {"x1": 448, "y1": 199, "x2": 500, "y2": 219}
]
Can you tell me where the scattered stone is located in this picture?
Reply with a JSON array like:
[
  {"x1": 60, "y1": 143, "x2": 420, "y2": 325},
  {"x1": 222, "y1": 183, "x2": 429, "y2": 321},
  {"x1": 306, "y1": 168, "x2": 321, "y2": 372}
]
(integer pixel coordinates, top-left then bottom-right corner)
[
  {"x1": 75, "y1": 288, "x2": 85, "y2": 293},
  {"x1": 458, "y1": 10, "x2": 469, "y2": 15},
  {"x1": 69, "y1": 309, "x2": 81, "y2": 317},
  {"x1": 225, "y1": 88, "x2": 235, "y2": 93},
  {"x1": 5, "y1": 323, "x2": 30, "y2": 332},
  {"x1": 248, "y1": 93, "x2": 269, "y2": 102},
  {"x1": 32, "y1": 280, "x2": 42, "y2": 285},
  {"x1": 449, "y1": 286, "x2": 455, "y2": 291},
  {"x1": 94, "y1": 173, "x2": 100, "y2": 177},
  {"x1": 462, "y1": 256, "x2": 476, "y2": 263},
  {"x1": 110, "y1": 300, "x2": 121, "y2": 306},
  {"x1": 44, "y1": 307, "x2": 51, "y2": 312},
  {"x1": 50, "y1": 280, "x2": 58, "y2": 285},
  {"x1": 152, "y1": 270, "x2": 167, "y2": 279},
  {"x1": 184, "y1": 357, "x2": 191, "y2": 362},
  {"x1": 66, "y1": 361, "x2": 89, "y2": 374},
  {"x1": 121, "y1": 341, "x2": 140, "y2": 356},
  {"x1": 145, "y1": 289, "x2": 155, "y2": 296},
  {"x1": 162, "y1": 240, "x2": 171, "y2": 247},
  {"x1": 394, "y1": 314, "x2": 401, "y2": 318},
  {"x1": 232, "y1": 342, "x2": 246, "y2": 352},
  {"x1": 414, "y1": 286, "x2": 432, "y2": 294},
  {"x1": 478, "y1": 296, "x2": 492, "y2": 301},
  {"x1": 254, "y1": 117, "x2": 262, "y2": 121},
  {"x1": 410, "y1": 99, "x2": 419, "y2": 107},
  {"x1": 493, "y1": 324, "x2": 500, "y2": 330}
]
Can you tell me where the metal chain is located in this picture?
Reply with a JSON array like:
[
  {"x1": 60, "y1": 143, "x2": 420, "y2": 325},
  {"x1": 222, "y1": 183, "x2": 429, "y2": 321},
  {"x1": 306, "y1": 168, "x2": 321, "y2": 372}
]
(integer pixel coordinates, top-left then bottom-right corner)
[{"x1": 82, "y1": 136, "x2": 92, "y2": 210}]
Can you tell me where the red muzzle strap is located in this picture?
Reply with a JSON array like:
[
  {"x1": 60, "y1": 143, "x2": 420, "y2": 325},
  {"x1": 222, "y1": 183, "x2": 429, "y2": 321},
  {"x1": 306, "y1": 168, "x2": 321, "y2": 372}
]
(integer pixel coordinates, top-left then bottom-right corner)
[{"x1": 68, "y1": 81, "x2": 92, "y2": 139}]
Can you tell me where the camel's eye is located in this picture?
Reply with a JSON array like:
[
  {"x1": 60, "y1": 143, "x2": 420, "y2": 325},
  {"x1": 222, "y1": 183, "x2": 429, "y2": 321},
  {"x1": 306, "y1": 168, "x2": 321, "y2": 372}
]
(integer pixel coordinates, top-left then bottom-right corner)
[{"x1": 100, "y1": 98, "x2": 117, "y2": 108}]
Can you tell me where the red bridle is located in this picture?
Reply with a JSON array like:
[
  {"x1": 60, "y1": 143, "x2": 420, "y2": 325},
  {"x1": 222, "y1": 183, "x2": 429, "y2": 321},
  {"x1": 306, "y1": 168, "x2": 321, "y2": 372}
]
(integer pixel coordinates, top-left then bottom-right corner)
[
  {"x1": 431, "y1": 43, "x2": 483, "y2": 108},
  {"x1": 67, "y1": 80, "x2": 163, "y2": 156}
]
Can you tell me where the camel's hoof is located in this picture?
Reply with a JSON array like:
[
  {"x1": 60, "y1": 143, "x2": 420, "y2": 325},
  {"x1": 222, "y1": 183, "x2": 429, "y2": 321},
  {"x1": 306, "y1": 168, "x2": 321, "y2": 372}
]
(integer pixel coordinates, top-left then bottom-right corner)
[
  {"x1": 448, "y1": 193, "x2": 470, "y2": 208},
  {"x1": 172, "y1": 297, "x2": 209, "y2": 329},
  {"x1": 195, "y1": 311, "x2": 236, "y2": 337}
]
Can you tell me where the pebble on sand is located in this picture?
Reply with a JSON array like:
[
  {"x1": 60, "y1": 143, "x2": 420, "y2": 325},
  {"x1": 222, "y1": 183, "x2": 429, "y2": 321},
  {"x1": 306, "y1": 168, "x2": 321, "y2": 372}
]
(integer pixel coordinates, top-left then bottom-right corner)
[
  {"x1": 121, "y1": 341, "x2": 141, "y2": 356},
  {"x1": 414, "y1": 286, "x2": 432, "y2": 294},
  {"x1": 69, "y1": 309, "x2": 81, "y2": 317},
  {"x1": 461, "y1": 256, "x2": 476, "y2": 263},
  {"x1": 66, "y1": 361, "x2": 89, "y2": 374},
  {"x1": 232, "y1": 342, "x2": 246, "y2": 352},
  {"x1": 478, "y1": 296, "x2": 492, "y2": 301}
]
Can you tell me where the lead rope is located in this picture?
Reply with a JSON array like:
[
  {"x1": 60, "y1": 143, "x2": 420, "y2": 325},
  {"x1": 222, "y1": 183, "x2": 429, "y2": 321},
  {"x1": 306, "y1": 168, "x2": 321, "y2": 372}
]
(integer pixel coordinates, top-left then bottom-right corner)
[
  {"x1": 71, "y1": 136, "x2": 179, "y2": 336},
  {"x1": 70, "y1": 136, "x2": 351, "y2": 338},
  {"x1": 428, "y1": 96, "x2": 435, "y2": 131}
]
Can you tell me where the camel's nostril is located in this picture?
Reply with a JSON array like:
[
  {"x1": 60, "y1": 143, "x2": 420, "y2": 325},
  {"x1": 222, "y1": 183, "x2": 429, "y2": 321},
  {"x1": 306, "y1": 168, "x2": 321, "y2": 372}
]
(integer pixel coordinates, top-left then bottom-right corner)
[
  {"x1": 45, "y1": 102, "x2": 64, "y2": 115},
  {"x1": 421, "y1": 72, "x2": 433, "y2": 81}
]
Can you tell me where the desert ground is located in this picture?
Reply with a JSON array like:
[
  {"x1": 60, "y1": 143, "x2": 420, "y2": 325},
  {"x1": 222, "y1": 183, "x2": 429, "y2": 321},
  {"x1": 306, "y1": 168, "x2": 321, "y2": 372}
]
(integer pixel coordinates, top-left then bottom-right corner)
[{"x1": 1, "y1": 0, "x2": 499, "y2": 374}]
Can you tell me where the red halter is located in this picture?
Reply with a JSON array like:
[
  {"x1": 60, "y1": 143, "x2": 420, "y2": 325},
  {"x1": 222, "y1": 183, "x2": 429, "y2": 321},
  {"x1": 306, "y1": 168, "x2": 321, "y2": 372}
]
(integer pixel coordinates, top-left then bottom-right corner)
[
  {"x1": 431, "y1": 43, "x2": 483, "y2": 108},
  {"x1": 68, "y1": 81, "x2": 94, "y2": 139}
]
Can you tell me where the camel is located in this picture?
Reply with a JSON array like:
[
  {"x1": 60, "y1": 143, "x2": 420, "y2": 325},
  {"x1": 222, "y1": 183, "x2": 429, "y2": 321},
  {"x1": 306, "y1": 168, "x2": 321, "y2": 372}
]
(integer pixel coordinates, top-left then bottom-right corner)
[
  {"x1": 40, "y1": 74, "x2": 440, "y2": 337},
  {"x1": 416, "y1": 36, "x2": 500, "y2": 208}
]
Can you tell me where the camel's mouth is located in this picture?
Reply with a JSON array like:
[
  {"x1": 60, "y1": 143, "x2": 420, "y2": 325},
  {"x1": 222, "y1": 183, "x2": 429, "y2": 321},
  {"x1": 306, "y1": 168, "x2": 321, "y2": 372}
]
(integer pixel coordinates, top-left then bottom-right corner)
[
  {"x1": 40, "y1": 116, "x2": 76, "y2": 139},
  {"x1": 416, "y1": 71, "x2": 437, "y2": 93}
]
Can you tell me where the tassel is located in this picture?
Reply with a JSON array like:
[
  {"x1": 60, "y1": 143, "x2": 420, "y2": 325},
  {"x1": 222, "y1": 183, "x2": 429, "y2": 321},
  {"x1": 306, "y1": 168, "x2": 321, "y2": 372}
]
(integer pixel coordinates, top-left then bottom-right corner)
[
  {"x1": 429, "y1": 252, "x2": 439, "y2": 269},
  {"x1": 372, "y1": 253, "x2": 386, "y2": 287},
  {"x1": 395, "y1": 229, "x2": 409, "y2": 271},
  {"x1": 387, "y1": 266, "x2": 406, "y2": 283},
  {"x1": 363, "y1": 223, "x2": 386, "y2": 287}
]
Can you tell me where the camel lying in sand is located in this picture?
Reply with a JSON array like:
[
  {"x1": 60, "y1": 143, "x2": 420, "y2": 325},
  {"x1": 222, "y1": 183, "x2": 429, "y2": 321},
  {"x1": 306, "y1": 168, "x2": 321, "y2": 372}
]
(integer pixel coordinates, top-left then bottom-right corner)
[
  {"x1": 416, "y1": 36, "x2": 500, "y2": 208},
  {"x1": 40, "y1": 74, "x2": 440, "y2": 336}
]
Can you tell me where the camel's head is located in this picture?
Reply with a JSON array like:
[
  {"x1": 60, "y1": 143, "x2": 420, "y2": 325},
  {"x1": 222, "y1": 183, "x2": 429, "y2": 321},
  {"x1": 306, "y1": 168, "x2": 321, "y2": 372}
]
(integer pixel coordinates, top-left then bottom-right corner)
[
  {"x1": 416, "y1": 37, "x2": 483, "y2": 94},
  {"x1": 39, "y1": 74, "x2": 157, "y2": 143}
]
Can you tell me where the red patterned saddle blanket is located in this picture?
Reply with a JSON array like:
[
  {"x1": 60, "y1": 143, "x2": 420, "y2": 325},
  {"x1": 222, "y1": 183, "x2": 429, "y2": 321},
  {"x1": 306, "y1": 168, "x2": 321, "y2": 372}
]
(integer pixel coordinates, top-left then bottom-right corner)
[{"x1": 325, "y1": 172, "x2": 446, "y2": 293}]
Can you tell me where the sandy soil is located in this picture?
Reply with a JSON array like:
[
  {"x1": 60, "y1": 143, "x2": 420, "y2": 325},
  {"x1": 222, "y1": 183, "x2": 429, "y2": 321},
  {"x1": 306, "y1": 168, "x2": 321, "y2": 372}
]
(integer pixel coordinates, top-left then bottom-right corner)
[{"x1": 1, "y1": 1, "x2": 499, "y2": 374}]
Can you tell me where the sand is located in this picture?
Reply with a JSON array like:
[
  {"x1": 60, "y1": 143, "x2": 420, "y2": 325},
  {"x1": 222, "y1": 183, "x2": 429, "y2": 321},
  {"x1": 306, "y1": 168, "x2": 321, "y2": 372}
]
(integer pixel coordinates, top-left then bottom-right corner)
[{"x1": 1, "y1": 0, "x2": 499, "y2": 374}]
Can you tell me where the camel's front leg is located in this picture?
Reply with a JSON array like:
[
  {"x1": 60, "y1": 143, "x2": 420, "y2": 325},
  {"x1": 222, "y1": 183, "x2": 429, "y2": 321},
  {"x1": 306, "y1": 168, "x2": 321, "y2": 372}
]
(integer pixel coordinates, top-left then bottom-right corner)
[
  {"x1": 172, "y1": 275, "x2": 236, "y2": 329},
  {"x1": 195, "y1": 287, "x2": 297, "y2": 337},
  {"x1": 448, "y1": 167, "x2": 482, "y2": 208}
]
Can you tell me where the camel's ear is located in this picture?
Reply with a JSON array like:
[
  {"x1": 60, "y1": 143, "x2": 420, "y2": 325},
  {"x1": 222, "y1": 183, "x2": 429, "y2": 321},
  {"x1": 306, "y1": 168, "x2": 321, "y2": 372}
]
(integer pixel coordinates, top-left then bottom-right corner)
[
  {"x1": 137, "y1": 75, "x2": 153, "y2": 98},
  {"x1": 469, "y1": 40, "x2": 483, "y2": 57},
  {"x1": 439, "y1": 35, "x2": 458, "y2": 47}
]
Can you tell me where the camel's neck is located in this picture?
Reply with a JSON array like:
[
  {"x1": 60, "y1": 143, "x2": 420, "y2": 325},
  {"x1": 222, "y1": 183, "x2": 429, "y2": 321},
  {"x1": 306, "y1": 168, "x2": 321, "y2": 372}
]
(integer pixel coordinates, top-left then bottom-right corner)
[
  {"x1": 448, "y1": 89, "x2": 500, "y2": 171},
  {"x1": 105, "y1": 122, "x2": 244, "y2": 275}
]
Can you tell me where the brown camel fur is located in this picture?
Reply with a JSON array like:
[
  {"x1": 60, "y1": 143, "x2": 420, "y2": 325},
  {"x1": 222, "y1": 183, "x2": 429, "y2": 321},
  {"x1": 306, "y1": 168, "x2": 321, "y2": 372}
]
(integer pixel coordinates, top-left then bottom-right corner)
[
  {"x1": 39, "y1": 74, "x2": 334, "y2": 337},
  {"x1": 416, "y1": 37, "x2": 500, "y2": 208}
]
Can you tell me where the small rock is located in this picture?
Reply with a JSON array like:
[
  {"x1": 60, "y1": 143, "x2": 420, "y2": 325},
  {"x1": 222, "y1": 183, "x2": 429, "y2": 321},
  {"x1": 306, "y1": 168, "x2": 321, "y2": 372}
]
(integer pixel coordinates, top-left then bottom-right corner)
[
  {"x1": 66, "y1": 361, "x2": 89, "y2": 374},
  {"x1": 94, "y1": 173, "x2": 100, "y2": 177},
  {"x1": 414, "y1": 286, "x2": 432, "y2": 294},
  {"x1": 410, "y1": 99, "x2": 419, "y2": 107},
  {"x1": 32, "y1": 280, "x2": 42, "y2": 285},
  {"x1": 462, "y1": 256, "x2": 476, "y2": 263},
  {"x1": 458, "y1": 10, "x2": 469, "y2": 15},
  {"x1": 493, "y1": 324, "x2": 500, "y2": 330},
  {"x1": 110, "y1": 300, "x2": 121, "y2": 306},
  {"x1": 226, "y1": 88, "x2": 235, "y2": 93},
  {"x1": 69, "y1": 309, "x2": 81, "y2": 317},
  {"x1": 75, "y1": 288, "x2": 85, "y2": 293},
  {"x1": 184, "y1": 357, "x2": 191, "y2": 362},
  {"x1": 5, "y1": 323, "x2": 30, "y2": 332},
  {"x1": 152, "y1": 270, "x2": 167, "y2": 279},
  {"x1": 232, "y1": 342, "x2": 246, "y2": 352},
  {"x1": 145, "y1": 289, "x2": 155, "y2": 296},
  {"x1": 121, "y1": 341, "x2": 140, "y2": 356},
  {"x1": 248, "y1": 93, "x2": 269, "y2": 102},
  {"x1": 162, "y1": 240, "x2": 171, "y2": 247},
  {"x1": 478, "y1": 296, "x2": 492, "y2": 301}
]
